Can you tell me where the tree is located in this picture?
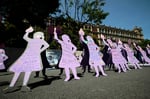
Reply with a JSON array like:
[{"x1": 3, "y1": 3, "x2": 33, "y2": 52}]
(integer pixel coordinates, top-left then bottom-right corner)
[
  {"x1": 139, "y1": 39, "x2": 150, "y2": 49},
  {"x1": 51, "y1": 0, "x2": 109, "y2": 49},
  {"x1": 0, "y1": 0, "x2": 59, "y2": 28},
  {"x1": 0, "y1": 0, "x2": 59, "y2": 47},
  {"x1": 57, "y1": 0, "x2": 109, "y2": 25}
]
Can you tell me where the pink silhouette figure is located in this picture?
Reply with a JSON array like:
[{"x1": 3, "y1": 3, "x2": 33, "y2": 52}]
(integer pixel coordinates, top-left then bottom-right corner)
[
  {"x1": 124, "y1": 43, "x2": 142, "y2": 69},
  {"x1": 54, "y1": 27, "x2": 80, "y2": 81},
  {"x1": 117, "y1": 39, "x2": 131, "y2": 71},
  {"x1": 133, "y1": 43, "x2": 150, "y2": 64},
  {"x1": 101, "y1": 34, "x2": 127, "y2": 73},
  {"x1": 79, "y1": 29, "x2": 107, "y2": 77},
  {"x1": 146, "y1": 44, "x2": 150, "y2": 57},
  {"x1": 3, "y1": 26, "x2": 49, "y2": 93},
  {"x1": 0, "y1": 49, "x2": 8, "y2": 70}
]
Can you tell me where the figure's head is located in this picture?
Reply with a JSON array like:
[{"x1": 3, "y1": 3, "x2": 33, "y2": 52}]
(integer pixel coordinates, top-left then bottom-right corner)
[
  {"x1": 86, "y1": 36, "x2": 94, "y2": 43},
  {"x1": 137, "y1": 45, "x2": 142, "y2": 50},
  {"x1": 0, "y1": 49, "x2": 4, "y2": 54},
  {"x1": 79, "y1": 28, "x2": 84, "y2": 35},
  {"x1": 62, "y1": 34, "x2": 71, "y2": 42},
  {"x1": 107, "y1": 39, "x2": 113, "y2": 45},
  {"x1": 128, "y1": 39, "x2": 131, "y2": 45},
  {"x1": 118, "y1": 39, "x2": 122, "y2": 45},
  {"x1": 33, "y1": 32, "x2": 44, "y2": 39},
  {"x1": 107, "y1": 39, "x2": 116, "y2": 48}
]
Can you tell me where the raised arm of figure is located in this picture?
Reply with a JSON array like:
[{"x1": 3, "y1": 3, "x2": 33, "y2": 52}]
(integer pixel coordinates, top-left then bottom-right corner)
[
  {"x1": 23, "y1": 26, "x2": 34, "y2": 41},
  {"x1": 101, "y1": 34, "x2": 109, "y2": 46},
  {"x1": 78, "y1": 28, "x2": 88, "y2": 44},
  {"x1": 133, "y1": 42, "x2": 138, "y2": 50},
  {"x1": 54, "y1": 27, "x2": 62, "y2": 44}
]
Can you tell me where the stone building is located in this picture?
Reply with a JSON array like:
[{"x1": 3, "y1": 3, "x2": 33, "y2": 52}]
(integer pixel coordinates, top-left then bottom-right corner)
[
  {"x1": 83, "y1": 24, "x2": 144, "y2": 46},
  {"x1": 45, "y1": 17, "x2": 144, "y2": 47}
]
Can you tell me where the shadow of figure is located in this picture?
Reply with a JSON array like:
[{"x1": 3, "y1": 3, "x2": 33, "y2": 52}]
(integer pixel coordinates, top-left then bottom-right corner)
[
  {"x1": 0, "y1": 81, "x2": 10, "y2": 86},
  {"x1": 28, "y1": 76, "x2": 61, "y2": 89},
  {"x1": 69, "y1": 73, "x2": 83, "y2": 81},
  {"x1": 0, "y1": 72, "x2": 13, "y2": 76},
  {"x1": 2, "y1": 87, "x2": 20, "y2": 94},
  {"x1": 2, "y1": 76, "x2": 61, "y2": 94}
]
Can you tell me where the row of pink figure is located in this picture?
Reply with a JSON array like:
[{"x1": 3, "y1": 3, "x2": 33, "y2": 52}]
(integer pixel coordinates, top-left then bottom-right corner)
[
  {"x1": 2, "y1": 27, "x2": 148, "y2": 93},
  {"x1": 101, "y1": 35, "x2": 129, "y2": 73},
  {"x1": 133, "y1": 43, "x2": 150, "y2": 64},
  {"x1": 101, "y1": 34, "x2": 143, "y2": 73}
]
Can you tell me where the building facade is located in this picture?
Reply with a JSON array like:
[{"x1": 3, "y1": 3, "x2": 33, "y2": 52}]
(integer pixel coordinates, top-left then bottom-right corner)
[
  {"x1": 45, "y1": 17, "x2": 144, "y2": 47},
  {"x1": 83, "y1": 24, "x2": 144, "y2": 46}
]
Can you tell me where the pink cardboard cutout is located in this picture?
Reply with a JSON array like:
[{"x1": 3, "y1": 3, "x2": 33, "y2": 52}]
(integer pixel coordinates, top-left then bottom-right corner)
[
  {"x1": 3, "y1": 26, "x2": 49, "y2": 93},
  {"x1": 137, "y1": 45, "x2": 150, "y2": 64},
  {"x1": 79, "y1": 29, "x2": 107, "y2": 77},
  {"x1": 146, "y1": 44, "x2": 150, "y2": 55},
  {"x1": 124, "y1": 43, "x2": 142, "y2": 69},
  {"x1": 54, "y1": 27, "x2": 80, "y2": 81},
  {"x1": 117, "y1": 40, "x2": 131, "y2": 71},
  {"x1": 0, "y1": 49, "x2": 8, "y2": 70},
  {"x1": 133, "y1": 43, "x2": 150, "y2": 64},
  {"x1": 101, "y1": 34, "x2": 128, "y2": 73}
]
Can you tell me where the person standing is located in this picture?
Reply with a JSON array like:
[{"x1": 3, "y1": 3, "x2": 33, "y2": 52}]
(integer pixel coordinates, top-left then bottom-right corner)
[
  {"x1": 101, "y1": 39, "x2": 113, "y2": 70},
  {"x1": 79, "y1": 35, "x2": 91, "y2": 74},
  {"x1": 34, "y1": 49, "x2": 50, "y2": 79}
]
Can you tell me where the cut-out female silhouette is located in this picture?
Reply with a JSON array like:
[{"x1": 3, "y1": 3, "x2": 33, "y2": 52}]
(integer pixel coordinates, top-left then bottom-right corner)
[
  {"x1": 145, "y1": 44, "x2": 150, "y2": 58},
  {"x1": 54, "y1": 27, "x2": 80, "y2": 81},
  {"x1": 79, "y1": 29, "x2": 107, "y2": 77},
  {"x1": 3, "y1": 26, "x2": 49, "y2": 93},
  {"x1": 101, "y1": 34, "x2": 128, "y2": 73},
  {"x1": 0, "y1": 49, "x2": 8, "y2": 70},
  {"x1": 133, "y1": 43, "x2": 150, "y2": 64},
  {"x1": 123, "y1": 43, "x2": 142, "y2": 69}
]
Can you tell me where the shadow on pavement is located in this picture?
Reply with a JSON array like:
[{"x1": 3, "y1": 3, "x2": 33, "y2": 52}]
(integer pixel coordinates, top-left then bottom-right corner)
[{"x1": 28, "y1": 76, "x2": 61, "y2": 89}]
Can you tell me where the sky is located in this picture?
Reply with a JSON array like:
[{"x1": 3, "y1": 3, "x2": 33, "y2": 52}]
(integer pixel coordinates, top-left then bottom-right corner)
[{"x1": 102, "y1": 0, "x2": 150, "y2": 39}]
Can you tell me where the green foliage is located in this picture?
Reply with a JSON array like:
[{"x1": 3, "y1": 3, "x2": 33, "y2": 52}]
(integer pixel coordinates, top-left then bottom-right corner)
[
  {"x1": 61, "y1": 18, "x2": 82, "y2": 50},
  {"x1": 0, "y1": 0, "x2": 59, "y2": 47},
  {"x1": 49, "y1": 40, "x2": 61, "y2": 49},
  {"x1": 51, "y1": 0, "x2": 109, "y2": 49},
  {"x1": 0, "y1": 0, "x2": 59, "y2": 27},
  {"x1": 59, "y1": 0, "x2": 109, "y2": 25},
  {"x1": 82, "y1": 0, "x2": 109, "y2": 24},
  {"x1": 1, "y1": 0, "x2": 109, "y2": 48},
  {"x1": 138, "y1": 39, "x2": 150, "y2": 49}
]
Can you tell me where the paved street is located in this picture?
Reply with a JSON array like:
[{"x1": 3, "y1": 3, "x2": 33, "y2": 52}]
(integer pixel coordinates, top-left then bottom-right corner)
[{"x1": 0, "y1": 66, "x2": 150, "y2": 99}]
